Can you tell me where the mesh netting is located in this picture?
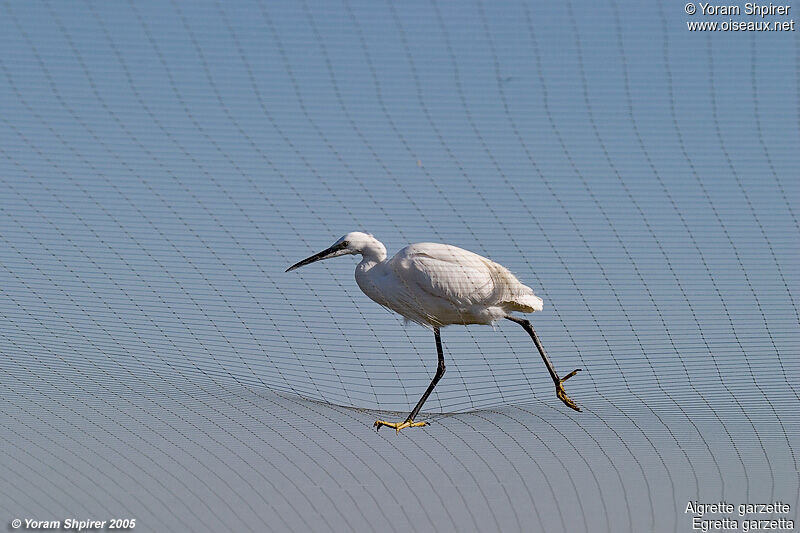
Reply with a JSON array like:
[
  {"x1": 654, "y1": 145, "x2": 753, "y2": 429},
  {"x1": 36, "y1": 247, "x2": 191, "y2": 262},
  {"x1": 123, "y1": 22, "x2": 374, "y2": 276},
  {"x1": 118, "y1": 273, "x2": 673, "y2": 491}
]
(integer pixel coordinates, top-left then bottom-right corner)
[{"x1": 1, "y1": 0, "x2": 798, "y2": 532}]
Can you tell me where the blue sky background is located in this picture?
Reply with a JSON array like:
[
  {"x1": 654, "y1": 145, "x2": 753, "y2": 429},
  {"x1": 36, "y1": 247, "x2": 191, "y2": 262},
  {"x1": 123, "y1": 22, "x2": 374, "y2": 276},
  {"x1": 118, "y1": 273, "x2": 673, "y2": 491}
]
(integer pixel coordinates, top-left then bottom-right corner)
[{"x1": 1, "y1": 0, "x2": 797, "y2": 531}]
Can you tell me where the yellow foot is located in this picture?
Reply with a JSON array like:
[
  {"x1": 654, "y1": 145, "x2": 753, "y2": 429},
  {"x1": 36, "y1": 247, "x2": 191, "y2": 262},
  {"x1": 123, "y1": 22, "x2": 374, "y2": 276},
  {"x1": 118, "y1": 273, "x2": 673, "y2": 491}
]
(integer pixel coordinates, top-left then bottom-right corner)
[
  {"x1": 374, "y1": 419, "x2": 427, "y2": 433},
  {"x1": 556, "y1": 368, "x2": 582, "y2": 412}
]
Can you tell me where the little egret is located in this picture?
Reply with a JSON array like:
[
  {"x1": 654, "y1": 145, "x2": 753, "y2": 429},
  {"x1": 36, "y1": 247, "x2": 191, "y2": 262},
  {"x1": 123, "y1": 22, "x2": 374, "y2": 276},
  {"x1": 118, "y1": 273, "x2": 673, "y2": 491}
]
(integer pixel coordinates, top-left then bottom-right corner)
[{"x1": 286, "y1": 232, "x2": 581, "y2": 432}]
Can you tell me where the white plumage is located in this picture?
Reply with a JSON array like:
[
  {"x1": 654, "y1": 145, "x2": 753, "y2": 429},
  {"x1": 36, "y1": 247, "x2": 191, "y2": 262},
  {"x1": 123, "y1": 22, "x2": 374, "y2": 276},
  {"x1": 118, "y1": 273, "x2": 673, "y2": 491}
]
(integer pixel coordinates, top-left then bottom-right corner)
[
  {"x1": 355, "y1": 240, "x2": 543, "y2": 328},
  {"x1": 286, "y1": 231, "x2": 580, "y2": 432}
]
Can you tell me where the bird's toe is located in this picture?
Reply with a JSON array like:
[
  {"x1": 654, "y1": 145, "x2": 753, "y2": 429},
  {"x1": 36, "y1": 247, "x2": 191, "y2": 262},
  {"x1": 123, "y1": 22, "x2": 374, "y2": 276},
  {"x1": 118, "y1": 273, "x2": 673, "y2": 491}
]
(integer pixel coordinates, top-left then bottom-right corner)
[
  {"x1": 556, "y1": 378, "x2": 582, "y2": 412},
  {"x1": 373, "y1": 419, "x2": 427, "y2": 433}
]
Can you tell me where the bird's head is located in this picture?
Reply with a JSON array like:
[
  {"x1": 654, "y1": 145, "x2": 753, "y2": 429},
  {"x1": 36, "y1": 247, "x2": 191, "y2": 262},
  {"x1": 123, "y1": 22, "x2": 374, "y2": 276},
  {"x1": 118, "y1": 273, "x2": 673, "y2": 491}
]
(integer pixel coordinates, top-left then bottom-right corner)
[{"x1": 285, "y1": 232, "x2": 386, "y2": 272}]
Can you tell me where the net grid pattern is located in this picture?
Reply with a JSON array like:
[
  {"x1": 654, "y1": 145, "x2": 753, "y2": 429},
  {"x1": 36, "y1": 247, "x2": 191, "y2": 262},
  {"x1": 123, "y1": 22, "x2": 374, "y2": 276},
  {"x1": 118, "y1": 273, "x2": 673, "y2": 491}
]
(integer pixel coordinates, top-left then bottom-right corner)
[{"x1": 0, "y1": 1, "x2": 797, "y2": 532}]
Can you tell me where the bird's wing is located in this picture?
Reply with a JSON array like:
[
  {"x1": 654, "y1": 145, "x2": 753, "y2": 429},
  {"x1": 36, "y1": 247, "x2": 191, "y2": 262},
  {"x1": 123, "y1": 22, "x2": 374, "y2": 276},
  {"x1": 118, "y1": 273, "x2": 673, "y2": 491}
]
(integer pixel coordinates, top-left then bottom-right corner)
[{"x1": 387, "y1": 243, "x2": 514, "y2": 310}]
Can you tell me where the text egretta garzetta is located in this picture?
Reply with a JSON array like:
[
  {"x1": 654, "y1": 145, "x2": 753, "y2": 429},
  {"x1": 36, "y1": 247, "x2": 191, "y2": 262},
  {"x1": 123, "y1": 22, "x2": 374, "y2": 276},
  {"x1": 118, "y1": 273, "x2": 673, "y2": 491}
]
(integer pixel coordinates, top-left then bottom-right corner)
[{"x1": 286, "y1": 232, "x2": 581, "y2": 432}]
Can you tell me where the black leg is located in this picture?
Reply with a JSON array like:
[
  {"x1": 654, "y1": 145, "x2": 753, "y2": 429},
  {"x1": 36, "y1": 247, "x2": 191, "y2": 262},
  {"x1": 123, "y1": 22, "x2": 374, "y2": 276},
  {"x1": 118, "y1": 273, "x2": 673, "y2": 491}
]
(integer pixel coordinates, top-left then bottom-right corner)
[
  {"x1": 404, "y1": 326, "x2": 446, "y2": 422},
  {"x1": 505, "y1": 316, "x2": 560, "y2": 383},
  {"x1": 505, "y1": 316, "x2": 582, "y2": 411}
]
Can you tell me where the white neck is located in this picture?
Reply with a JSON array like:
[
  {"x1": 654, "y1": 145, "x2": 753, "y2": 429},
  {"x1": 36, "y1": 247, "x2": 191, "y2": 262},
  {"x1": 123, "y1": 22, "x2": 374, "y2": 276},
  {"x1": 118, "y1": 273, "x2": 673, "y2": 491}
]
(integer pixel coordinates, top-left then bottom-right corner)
[
  {"x1": 354, "y1": 237, "x2": 388, "y2": 300},
  {"x1": 358, "y1": 237, "x2": 387, "y2": 266}
]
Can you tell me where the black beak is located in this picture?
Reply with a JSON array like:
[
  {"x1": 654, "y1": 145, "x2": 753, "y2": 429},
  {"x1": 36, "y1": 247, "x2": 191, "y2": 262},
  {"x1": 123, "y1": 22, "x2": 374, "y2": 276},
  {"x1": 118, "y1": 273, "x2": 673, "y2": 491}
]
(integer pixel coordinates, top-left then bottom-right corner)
[{"x1": 285, "y1": 242, "x2": 346, "y2": 272}]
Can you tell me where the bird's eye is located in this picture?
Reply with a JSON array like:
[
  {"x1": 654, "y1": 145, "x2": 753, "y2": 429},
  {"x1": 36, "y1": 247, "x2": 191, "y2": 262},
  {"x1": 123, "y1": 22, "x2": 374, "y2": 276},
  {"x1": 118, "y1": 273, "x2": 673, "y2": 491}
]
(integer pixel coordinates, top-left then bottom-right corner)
[{"x1": 341, "y1": 241, "x2": 349, "y2": 247}]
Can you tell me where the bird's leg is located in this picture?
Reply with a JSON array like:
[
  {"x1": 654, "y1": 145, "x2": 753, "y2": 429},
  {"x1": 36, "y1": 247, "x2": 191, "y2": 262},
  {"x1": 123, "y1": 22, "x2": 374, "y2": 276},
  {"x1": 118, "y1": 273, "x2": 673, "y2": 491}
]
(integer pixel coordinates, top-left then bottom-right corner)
[
  {"x1": 375, "y1": 327, "x2": 446, "y2": 433},
  {"x1": 505, "y1": 316, "x2": 582, "y2": 412}
]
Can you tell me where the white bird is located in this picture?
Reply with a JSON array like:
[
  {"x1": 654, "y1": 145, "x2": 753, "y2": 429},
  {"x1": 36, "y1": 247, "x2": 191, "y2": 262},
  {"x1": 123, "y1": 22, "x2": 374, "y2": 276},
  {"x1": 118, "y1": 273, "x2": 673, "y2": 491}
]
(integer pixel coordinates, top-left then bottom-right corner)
[{"x1": 286, "y1": 231, "x2": 581, "y2": 432}]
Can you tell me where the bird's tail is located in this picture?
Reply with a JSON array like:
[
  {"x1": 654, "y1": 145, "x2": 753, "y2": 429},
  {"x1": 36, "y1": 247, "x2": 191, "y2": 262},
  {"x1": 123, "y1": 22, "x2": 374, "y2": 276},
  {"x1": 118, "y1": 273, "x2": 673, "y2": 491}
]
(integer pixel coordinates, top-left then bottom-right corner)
[
  {"x1": 506, "y1": 293, "x2": 543, "y2": 313},
  {"x1": 484, "y1": 260, "x2": 544, "y2": 314}
]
